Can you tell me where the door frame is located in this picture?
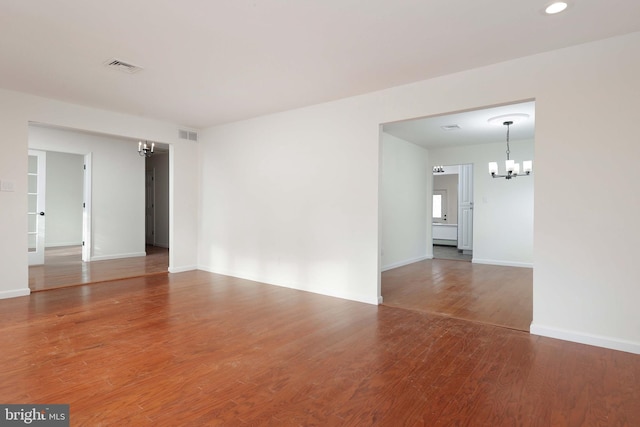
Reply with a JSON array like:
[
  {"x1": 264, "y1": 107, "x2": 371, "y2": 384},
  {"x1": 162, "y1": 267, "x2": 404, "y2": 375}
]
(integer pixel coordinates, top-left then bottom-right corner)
[{"x1": 82, "y1": 153, "x2": 92, "y2": 262}]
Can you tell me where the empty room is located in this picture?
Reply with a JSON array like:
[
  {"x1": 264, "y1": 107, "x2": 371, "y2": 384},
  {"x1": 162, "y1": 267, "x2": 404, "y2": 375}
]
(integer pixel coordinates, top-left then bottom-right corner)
[{"x1": 1, "y1": 1, "x2": 639, "y2": 425}]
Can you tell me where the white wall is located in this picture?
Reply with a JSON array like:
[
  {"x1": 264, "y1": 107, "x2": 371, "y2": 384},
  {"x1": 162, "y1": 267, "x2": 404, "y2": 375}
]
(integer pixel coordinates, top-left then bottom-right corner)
[
  {"x1": 30, "y1": 125, "x2": 145, "y2": 260},
  {"x1": 380, "y1": 132, "x2": 429, "y2": 271},
  {"x1": 146, "y1": 153, "x2": 170, "y2": 248},
  {"x1": 198, "y1": 99, "x2": 381, "y2": 304},
  {"x1": 199, "y1": 32, "x2": 640, "y2": 353},
  {"x1": 169, "y1": 141, "x2": 198, "y2": 273},
  {"x1": 429, "y1": 140, "x2": 534, "y2": 267},
  {"x1": 0, "y1": 89, "x2": 199, "y2": 299},
  {"x1": 44, "y1": 151, "x2": 84, "y2": 247}
]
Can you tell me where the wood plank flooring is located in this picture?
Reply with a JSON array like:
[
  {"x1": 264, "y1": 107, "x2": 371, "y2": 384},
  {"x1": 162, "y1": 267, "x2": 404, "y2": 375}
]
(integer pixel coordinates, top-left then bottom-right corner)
[
  {"x1": 1, "y1": 271, "x2": 638, "y2": 426},
  {"x1": 382, "y1": 258, "x2": 533, "y2": 331},
  {"x1": 28, "y1": 245, "x2": 169, "y2": 292}
]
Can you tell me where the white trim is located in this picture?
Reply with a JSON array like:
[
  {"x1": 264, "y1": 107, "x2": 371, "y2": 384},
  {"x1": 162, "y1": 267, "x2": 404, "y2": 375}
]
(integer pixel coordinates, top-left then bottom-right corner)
[
  {"x1": 530, "y1": 323, "x2": 640, "y2": 355},
  {"x1": 82, "y1": 153, "x2": 92, "y2": 262},
  {"x1": 381, "y1": 255, "x2": 431, "y2": 272},
  {"x1": 168, "y1": 265, "x2": 197, "y2": 273},
  {"x1": 378, "y1": 295, "x2": 384, "y2": 304},
  {"x1": 472, "y1": 258, "x2": 533, "y2": 268},
  {"x1": 90, "y1": 251, "x2": 146, "y2": 261},
  {"x1": 198, "y1": 265, "x2": 379, "y2": 305},
  {"x1": 45, "y1": 242, "x2": 83, "y2": 248},
  {"x1": 0, "y1": 288, "x2": 31, "y2": 299}
]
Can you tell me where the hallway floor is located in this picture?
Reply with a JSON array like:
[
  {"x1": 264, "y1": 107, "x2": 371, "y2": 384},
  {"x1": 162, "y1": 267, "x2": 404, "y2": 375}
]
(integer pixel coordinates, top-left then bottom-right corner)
[{"x1": 433, "y1": 244, "x2": 472, "y2": 261}]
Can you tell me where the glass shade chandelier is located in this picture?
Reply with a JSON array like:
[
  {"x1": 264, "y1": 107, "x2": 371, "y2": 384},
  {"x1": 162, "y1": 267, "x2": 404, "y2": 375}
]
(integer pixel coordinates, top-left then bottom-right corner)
[
  {"x1": 488, "y1": 121, "x2": 532, "y2": 180},
  {"x1": 138, "y1": 141, "x2": 155, "y2": 157}
]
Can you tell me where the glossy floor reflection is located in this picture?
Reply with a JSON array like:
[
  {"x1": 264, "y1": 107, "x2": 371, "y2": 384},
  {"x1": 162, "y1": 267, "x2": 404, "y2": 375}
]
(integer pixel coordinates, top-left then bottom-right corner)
[
  {"x1": 382, "y1": 258, "x2": 532, "y2": 331},
  {"x1": 29, "y1": 245, "x2": 168, "y2": 292}
]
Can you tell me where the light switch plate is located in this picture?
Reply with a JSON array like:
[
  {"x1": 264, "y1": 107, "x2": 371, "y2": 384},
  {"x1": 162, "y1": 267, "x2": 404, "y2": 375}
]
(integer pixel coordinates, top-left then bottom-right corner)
[{"x1": 0, "y1": 179, "x2": 16, "y2": 192}]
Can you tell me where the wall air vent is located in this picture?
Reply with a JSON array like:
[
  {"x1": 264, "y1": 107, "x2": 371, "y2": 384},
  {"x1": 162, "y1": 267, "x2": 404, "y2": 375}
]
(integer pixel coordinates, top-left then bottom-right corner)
[
  {"x1": 104, "y1": 58, "x2": 143, "y2": 74},
  {"x1": 441, "y1": 124, "x2": 461, "y2": 131},
  {"x1": 179, "y1": 129, "x2": 198, "y2": 142}
]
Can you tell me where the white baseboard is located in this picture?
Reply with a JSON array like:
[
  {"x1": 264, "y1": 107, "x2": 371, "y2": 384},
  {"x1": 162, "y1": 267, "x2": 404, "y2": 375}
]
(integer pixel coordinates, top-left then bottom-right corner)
[
  {"x1": 381, "y1": 255, "x2": 431, "y2": 272},
  {"x1": 0, "y1": 288, "x2": 30, "y2": 300},
  {"x1": 168, "y1": 265, "x2": 197, "y2": 273},
  {"x1": 530, "y1": 323, "x2": 640, "y2": 355},
  {"x1": 45, "y1": 242, "x2": 82, "y2": 248},
  {"x1": 378, "y1": 295, "x2": 384, "y2": 304},
  {"x1": 90, "y1": 251, "x2": 146, "y2": 261},
  {"x1": 472, "y1": 258, "x2": 533, "y2": 268},
  {"x1": 198, "y1": 264, "x2": 379, "y2": 305}
]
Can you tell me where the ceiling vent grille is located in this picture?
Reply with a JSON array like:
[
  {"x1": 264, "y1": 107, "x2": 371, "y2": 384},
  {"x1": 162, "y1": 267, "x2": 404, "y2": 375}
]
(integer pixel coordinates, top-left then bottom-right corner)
[
  {"x1": 104, "y1": 58, "x2": 143, "y2": 74},
  {"x1": 441, "y1": 124, "x2": 461, "y2": 131},
  {"x1": 179, "y1": 129, "x2": 198, "y2": 142}
]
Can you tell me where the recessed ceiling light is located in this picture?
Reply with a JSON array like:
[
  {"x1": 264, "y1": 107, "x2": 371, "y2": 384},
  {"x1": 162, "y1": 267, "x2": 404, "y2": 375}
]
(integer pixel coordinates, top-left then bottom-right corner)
[
  {"x1": 545, "y1": 2, "x2": 568, "y2": 14},
  {"x1": 487, "y1": 113, "x2": 530, "y2": 125}
]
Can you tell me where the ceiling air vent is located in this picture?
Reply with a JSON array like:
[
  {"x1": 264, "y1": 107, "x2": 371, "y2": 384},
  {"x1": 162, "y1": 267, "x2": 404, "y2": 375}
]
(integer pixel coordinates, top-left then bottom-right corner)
[
  {"x1": 104, "y1": 58, "x2": 143, "y2": 74},
  {"x1": 179, "y1": 129, "x2": 198, "y2": 142},
  {"x1": 441, "y1": 124, "x2": 461, "y2": 131}
]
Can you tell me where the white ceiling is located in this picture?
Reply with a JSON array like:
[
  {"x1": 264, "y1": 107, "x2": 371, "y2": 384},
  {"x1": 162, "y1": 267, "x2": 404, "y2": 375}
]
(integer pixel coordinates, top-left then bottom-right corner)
[
  {"x1": 383, "y1": 101, "x2": 535, "y2": 148},
  {"x1": 1, "y1": 1, "x2": 639, "y2": 129}
]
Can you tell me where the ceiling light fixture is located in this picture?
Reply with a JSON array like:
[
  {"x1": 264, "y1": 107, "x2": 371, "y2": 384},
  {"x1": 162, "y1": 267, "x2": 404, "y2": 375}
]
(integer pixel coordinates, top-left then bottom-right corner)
[
  {"x1": 545, "y1": 2, "x2": 568, "y2": 14},
  {"x1": 488, "y1": 121, "x2": 532, "y2": 180},
  {"x1": 433, "y1": 166, "x2": 445, "y2": 173},
  {"x1": 138, "y1": 141, "x2": 155, "y2": 158}
]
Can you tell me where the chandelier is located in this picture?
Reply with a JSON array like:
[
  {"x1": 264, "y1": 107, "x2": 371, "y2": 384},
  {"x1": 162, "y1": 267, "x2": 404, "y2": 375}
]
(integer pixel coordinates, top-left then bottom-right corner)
[
  {"x1": 138, "y1": 141, "x2": 155, "y2": 158},
  {"x1": 488, "y1": 121, "x2": 532, "y2": 179},
  {"x1": 433, "y1": 165, "x2": 445, "y2": 173}
]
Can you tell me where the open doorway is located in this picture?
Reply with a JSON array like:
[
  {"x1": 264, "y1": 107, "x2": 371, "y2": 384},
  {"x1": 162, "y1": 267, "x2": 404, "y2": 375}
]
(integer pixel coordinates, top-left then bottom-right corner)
[
  {"x1": 27, "y1": 124, "x2": 170, "y2": 292},
  {"x1": 432, "y1": 164, "x2": 473, "y2": 262},
  {"x1": 145, "y1": 149, "x2": 170, "y2": 255},
  {"x1": 28, "y1": 149, "x2": 88, "y2": 266},
  {"x1": 379, "y1": 100, "x2": 534, "y2": 331}
]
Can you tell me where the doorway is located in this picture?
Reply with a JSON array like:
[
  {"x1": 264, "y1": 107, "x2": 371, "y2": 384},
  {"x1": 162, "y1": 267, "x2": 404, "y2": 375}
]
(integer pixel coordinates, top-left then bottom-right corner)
[
  {"x1": 431, "y1": 164, "x2": 473, "y2": 262},
  {"x1": 27, "y1": 124, "x2": 170, "y2": 291},
  {"x1": 144, "y1": 150, "x2": 170, "y2": 250},
  {"x1": 28, "y1": 150, "x2": 87, "y2": 266},
  {"x1": 379, "y1": 100, "x2": 535, "y2": 331}
]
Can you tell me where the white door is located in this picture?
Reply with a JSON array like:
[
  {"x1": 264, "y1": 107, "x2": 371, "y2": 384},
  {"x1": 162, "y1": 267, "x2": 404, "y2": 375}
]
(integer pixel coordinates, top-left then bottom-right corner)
[
  {"x1": 457, "y1": 164, "x2": 473, "y2": 252},
  {"x1": 432, "y1": 190, "x2": 448, "y2": 223},
  {"x1": 28, "y1": 150, "x2": 46, "y2": 265}
]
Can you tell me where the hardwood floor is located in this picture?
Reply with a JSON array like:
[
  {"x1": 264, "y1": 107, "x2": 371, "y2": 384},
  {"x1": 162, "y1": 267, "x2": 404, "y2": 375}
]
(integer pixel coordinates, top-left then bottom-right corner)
[
  {"x1": 382, "y1": 258, "x2": 533, "y2": 332},
  {"x1": 28, "y1": 245, "x2": 169, "y2": 292},
  {"x1": 1, "y1": 271, "x2": 638, "y2": 426}
]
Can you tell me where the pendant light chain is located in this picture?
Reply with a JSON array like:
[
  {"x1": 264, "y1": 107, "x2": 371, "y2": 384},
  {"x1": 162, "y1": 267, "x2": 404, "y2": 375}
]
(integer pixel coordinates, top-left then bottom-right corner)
[{"x1": 505, "y1": 121, "x2": 511, "y2": 161}]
